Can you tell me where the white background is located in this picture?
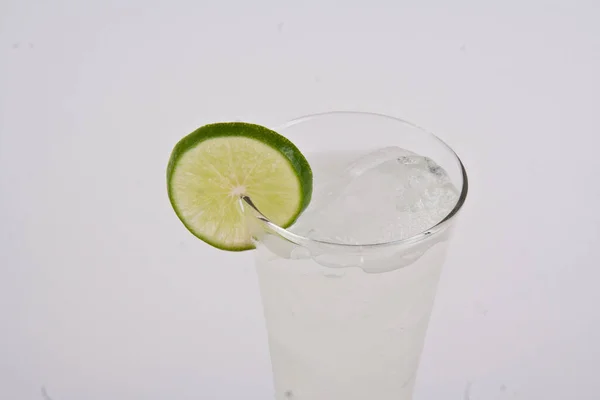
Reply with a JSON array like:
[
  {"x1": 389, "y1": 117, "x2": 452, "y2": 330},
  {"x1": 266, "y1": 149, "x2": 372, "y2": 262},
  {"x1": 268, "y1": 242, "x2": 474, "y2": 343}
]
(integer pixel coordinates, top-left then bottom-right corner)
[{"x1": 1, "y1": 1, "x2": 599, "y2": 399}]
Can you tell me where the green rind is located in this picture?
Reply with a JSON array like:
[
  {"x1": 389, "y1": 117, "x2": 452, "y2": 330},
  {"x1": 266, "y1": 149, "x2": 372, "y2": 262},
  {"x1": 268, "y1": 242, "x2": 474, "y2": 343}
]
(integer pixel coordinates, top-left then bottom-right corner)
[{"x1": 167, "y1": 122, "x2": 313, "y2": 251}]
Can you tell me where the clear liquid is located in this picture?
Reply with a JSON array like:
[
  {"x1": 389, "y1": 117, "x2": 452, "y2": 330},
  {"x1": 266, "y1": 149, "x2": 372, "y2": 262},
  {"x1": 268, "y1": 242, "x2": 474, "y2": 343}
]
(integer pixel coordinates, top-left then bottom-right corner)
[{"x1": 255, "y1": 149, "x2": 458, "y2": 400}]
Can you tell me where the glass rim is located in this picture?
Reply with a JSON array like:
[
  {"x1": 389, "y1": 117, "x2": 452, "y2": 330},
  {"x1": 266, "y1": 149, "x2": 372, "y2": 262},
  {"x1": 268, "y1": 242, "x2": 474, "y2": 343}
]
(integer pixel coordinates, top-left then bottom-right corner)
[{"x1": 245, "y1": 111, "x2": 469, "y2": 250}]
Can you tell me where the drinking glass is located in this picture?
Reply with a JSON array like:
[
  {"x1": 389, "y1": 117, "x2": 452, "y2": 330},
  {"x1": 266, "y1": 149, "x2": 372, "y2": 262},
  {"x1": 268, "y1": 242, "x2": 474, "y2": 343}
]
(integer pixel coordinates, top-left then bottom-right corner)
[{"x1": 244, "y1": 112, "x2": 468, "y2": 400}]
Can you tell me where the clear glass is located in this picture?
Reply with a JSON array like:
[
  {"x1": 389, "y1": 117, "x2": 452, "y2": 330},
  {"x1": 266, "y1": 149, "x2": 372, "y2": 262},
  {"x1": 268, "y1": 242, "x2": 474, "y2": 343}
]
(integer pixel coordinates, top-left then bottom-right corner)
[{"x1": 245, "y1": 112, "x2": 468, "y2": 400}]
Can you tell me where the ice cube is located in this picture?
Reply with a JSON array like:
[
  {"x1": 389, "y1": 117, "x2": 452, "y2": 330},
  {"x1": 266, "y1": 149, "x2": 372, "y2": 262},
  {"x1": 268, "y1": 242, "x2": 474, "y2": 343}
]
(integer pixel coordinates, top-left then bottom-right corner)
[
  {"x1": 291, "y1": 147, "x2": 459, "y2": 245},
  {"x1": 346, "y1": 146, "x2": 417, "y2": 177}
]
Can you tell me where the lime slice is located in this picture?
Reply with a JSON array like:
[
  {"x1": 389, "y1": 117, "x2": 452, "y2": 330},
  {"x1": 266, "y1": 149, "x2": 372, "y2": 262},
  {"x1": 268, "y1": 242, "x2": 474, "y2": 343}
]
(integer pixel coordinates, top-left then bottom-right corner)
[{"x1": 167, "y1": 122, "x2": 313, "y2": 251}]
